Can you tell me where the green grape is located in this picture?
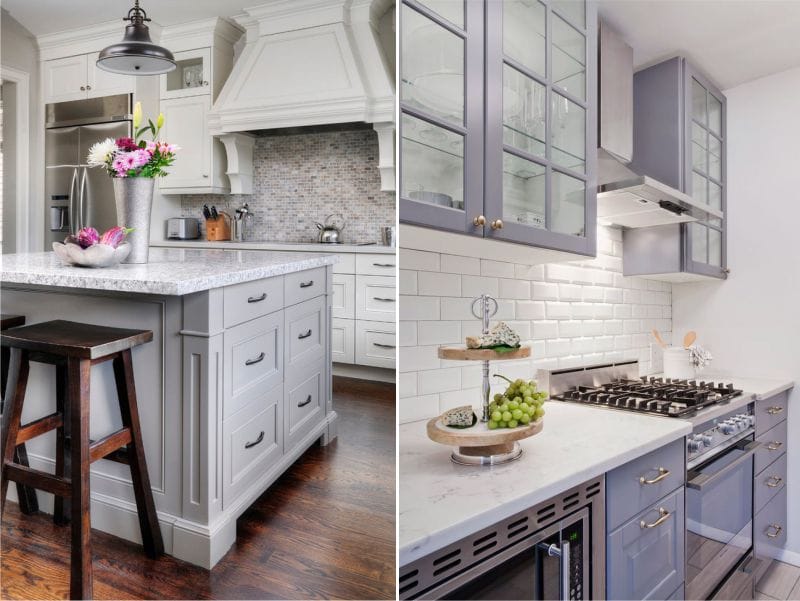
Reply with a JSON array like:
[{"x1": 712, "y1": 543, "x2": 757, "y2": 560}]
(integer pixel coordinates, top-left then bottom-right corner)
[
  {"x1": 508, "y1": 419, "x2": 519, "y2": 428},
  {"x1": 501, "y1": 410, "x2": 513, "y2": 422},
  {"x1": 488, "y1": 420, "x2": 499, "y2": 430},
  {"x1": 499, "y1": 402, "x2": 509, "y2": 412},
  {"x1": 512, "y1": 408, "x2": 523, "y2": 420},
  {"x1": 499, "y1": 421, "x2": 508, "y2": 428},
  {"x1": 514, "y1": 379, "x2": 524, "y2": 387},
  {"x1": 508, "y1": 400, "x2": 519, "y2": 410},
  {"x1": 491, "y1": 410, "x2": 502, "y2": 422},
  {"x1": 534, "y1": 407, "x2": 545, "y2": 418},
  {"x1": 513, "y1": 396, "x2": 522, "y2": 404},
  {"x1": 520, "y1": 402, "x2": 530, "y2": 412},
  {"x1": 520, "y1": 414, "x2": 531, "y2": 425},
  {"x1": 494, "y1": 393, "x2": 503, "y2": 402}
]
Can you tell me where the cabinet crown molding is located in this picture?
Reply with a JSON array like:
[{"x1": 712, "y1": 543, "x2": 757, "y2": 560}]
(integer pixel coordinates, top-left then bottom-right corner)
[{"x1": 37, "y1": 19, "x2": 163, "y2": 62}]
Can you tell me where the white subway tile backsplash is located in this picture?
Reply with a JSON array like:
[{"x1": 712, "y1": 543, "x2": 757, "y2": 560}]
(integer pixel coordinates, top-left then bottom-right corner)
[
  {"x1": 514, "y1": 264, "x2": 544, "y2": 280},
  {"x1": 399, "y1": 345, "x2": 440, "y2": 372},
  {"x1": 481, "y1": 259, "x2": 516, "y2": 278},
  {"x1": 532, "y1": 320, "x2": 559, "y2": 339},
  {"x1": 462, "y1": 275, "x2": 500, "y2": 298},
  {"x1": 559, "y1": 320, "x2": 584, "y2": 337},
  {"x1": 583, "y1": 320, "x2": 605, "y2": 336},
  {"x1": 546, "y1": 301, "x2": 572, "y2": 319},
  {"x1": 499, "y1": 278, "x2": 531, "y2": 300},
  {"x1": 516, "y1": 300, "x2": 546, "y2": 320},
  {"x1": 571, "y1": 303, "x2": 595, "y2": 319},
  {"x1": 400, "y1": 394, "x2": 439, "y2": 423},
  {"x1": 400, "y1": 295, "x2": 440, "y2": 321},
  {"x1": 399, "y1": 322, "x2": 418, "y2": 347},
  {"x1": 581, "y1": 286, "x2": 604, "y2": 302},
  {"x1": 418, "y1": 271, "x2": 461, "y2": 297},
  {"x1": 560, "y1": 283, "x2": 584, "y2": 301},
  {"x1": 532, "y1": 281, "x2": 560, "y2": 300},
  {"x1": 418, "y1": 367, "x2": 462, "y2": 395},
  {"x1": 604, "y1": 287, "x2": 623, "y2": 303},
  {"x1": 546, "y1": 338, "x2": 572, "y2": 356},
  {"x1": 400, "y1": 248, "x2": 441, "y2": 272},
  {"x1": 441, "y1": 254, "x2": 480, "y2": 275},
  {"x1": 399, "y1": 372, "x2": 418, "y2": 398},
  {"x1": 417, "y1": 321, "x2": 462, "y2": 346},
  {"x1": 399, "y1": 270, "x2": 418, "y2": 295},
  {"x1": 604, "y1": 320, "x2": 624, "y2": 335}
]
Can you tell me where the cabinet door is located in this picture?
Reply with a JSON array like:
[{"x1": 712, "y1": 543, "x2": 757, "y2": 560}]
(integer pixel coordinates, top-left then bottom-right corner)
[
  {"x1": 355, "y1": 320, "x2": 396, "y2": 369},
  {"x1": 331, "y1": 317, "x2": 356, "y2": 364},
  {"x1": 160, "y1": 48, "x2": 212, "y2": 100},
  {"x1": 86, "y1": 52, "x2": 135, "y2": 98},
  {"x1": 683, "y1": 62, "x2": 727, "y2": 278},
  {"x1": 331, "y1": 274, "x2": 355, "y2": 319},
  {"x1": 399, "y1": 0, "x2": 484, "y2": 234},
  {"x1": 44, "y1": 55, "x2": 88, "y2": 103},
  {"x1": 355, "y1": 275, "x2": 396, "y2": 322},
  {"x1": 484, "y1": 0, "x2": 596, "y2": 256},
  {"x1": 158, "y1": 95, "x2": 212, "y2": 189}
]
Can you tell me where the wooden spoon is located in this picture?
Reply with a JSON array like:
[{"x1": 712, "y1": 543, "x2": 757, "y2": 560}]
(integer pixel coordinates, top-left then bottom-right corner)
[
  {"x1": 651, "y1": 329, "x2": 667, "y2": 349},
  {"x1": 683, "y1": 331, "x2": 697, "y2": 349}
]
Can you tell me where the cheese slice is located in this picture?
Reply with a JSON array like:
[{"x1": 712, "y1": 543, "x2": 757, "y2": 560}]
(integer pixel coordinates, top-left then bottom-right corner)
[{"x1": 442, "y1": 405, "x2": 475, "y2": 427}]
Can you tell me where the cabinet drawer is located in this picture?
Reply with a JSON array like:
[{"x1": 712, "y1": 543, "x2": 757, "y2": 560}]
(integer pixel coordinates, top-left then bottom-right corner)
[
  {"x1": 285, "y1": 296, "x2": 326, "y2": 384},
  {"x1": 332, "y1": 318, "x2": 355, "y2": 364},
  {"x1": 284, "y1": 357, "x2": 326, "y2": 452},
  {"x1": 755, "y1": 420, "x2": 787, "y2": 476},
  {"x1": 332, "y1": 273, "x2": 355, "y2": 319},
  {"x1": 223, "y1": 386, "x2": 282, "y2": 508},
  {"x1": 755, "y1": 453, "x2": 787, "y2": 514},
  {"x1": 356, "y1": 253, "x2": 397, "y2": 276},
  {"x1": 285, "y1": 267, "x2": 325, "y2": 306},
  {"x1": 223, "y1": 276, "x2": 284, "y2": 328},
  {"x1": 224, "y1": 312, "x2": 283, "y2": 419},
  {"x1": 607, "y1": 438, "x2": 685, "y2": 530},
  {"x1": 356, "y1": 275, "x2": 396, "y2": 322},
  {"x1": 355, "y1": 320, "x2": 395, "y2": 369},
  {"x1": 607, "y1": 487, "x2": 685, "y2": 601},
  {"x1": 667, "y1": 584, "x2": 684, "y2": 600},
  {"x1": 333, "y1": 253, "x2": 356, "y2": 274},
  {"x1": 755, "y1": 391, "x2": 788, "y2": 435},
  {"x1": 754, "y1": 488, "x2": 787, "y2": 587}
]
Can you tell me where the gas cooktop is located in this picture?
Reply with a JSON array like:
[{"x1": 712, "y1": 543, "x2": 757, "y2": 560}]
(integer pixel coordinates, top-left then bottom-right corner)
[{"x1": 550, "y1": 376, "x2": 743, "y2": 418}]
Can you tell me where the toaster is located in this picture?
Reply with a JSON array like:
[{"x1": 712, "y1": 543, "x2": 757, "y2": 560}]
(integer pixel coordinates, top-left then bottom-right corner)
[{"x1": 166, "y1": 217, "x2": 200, "y2": 240}]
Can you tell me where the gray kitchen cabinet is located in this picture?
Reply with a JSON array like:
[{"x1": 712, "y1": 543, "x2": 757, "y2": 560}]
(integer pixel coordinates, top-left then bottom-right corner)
[
  {"x1": 399, "y1": 0, "x2": 597, "y2": 257},
  {"x1": 623, "y1": 57, "x2": 728, "y2": 281}
]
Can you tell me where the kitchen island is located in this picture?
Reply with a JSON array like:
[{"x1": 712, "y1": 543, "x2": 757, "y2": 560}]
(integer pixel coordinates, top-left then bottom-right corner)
[{"x1": 1, "y1": 248, "x2": 338, "y2": 568}]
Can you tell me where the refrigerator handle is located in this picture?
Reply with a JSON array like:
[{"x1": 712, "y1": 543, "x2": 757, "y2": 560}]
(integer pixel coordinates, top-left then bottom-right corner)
[
  {"x1": 79, "y1": 167, "x2": 88, "y2": 230},
  {"x1": 68, "y1": 168, "x2": 79, "y2": 235}
]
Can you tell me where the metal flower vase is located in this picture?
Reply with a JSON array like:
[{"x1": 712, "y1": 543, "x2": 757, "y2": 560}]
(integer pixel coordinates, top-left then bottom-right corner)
[{"x1": 113, "y1": 177, "x2": 154, "y2": 263}]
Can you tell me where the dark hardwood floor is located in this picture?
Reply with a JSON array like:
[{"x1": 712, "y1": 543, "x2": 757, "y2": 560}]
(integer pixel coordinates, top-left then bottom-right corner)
[{"x1": 0, "y1": 376, "x2": 396, "y2": 600}]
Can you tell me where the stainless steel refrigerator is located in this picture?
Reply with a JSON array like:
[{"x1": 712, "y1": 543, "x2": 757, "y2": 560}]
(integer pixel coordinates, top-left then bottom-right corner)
[{"x1": 45, "y1": 94, "x2": 132, "y2": 248}]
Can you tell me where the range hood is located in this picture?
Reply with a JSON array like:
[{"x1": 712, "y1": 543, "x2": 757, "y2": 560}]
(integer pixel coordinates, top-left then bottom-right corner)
[
  {"x1": 597, "y1": 22, "x2": 720, "y2": 228},
  {"x1": 208, "y1": 0, "x2": 396, "y2": 193}
]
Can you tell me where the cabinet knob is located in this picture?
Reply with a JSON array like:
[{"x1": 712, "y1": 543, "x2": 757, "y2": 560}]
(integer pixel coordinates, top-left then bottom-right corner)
[
  {"x1": 86, "y1": 85, "x2": 91, "y2": 90},
  {"x1": 202, "y1": 174, "x2": 209, "y2": 178},
  {"x1": 80, "y1": 86, "x2": 86, "y2": 91},
  {"x1": 473, "y1": 215, "x2": 486, "y2": 226},
  {"x1": 203, "y1": 81, "x2": 209, "y2": 86},
  {"x1": 723, "y1": 268, "x2": 731, "y2": 274},
  {"x1": 491, "y1": 219, "x2": 504, "y2": 230}
]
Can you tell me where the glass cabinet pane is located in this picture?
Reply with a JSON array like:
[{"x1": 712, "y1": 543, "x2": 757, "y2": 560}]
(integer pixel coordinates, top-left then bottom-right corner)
[
  {"x1": 551, "y1": 14, "x2": 586, "y2": 99},
  {"x1": 690, "y1": 223, "x2": 707, "y2": 264},
  {"x1": 708, "y1": 94, "x2": 722, "y2": 135},
  {"x1": 692, "y1": 79, "x2": 707, "y2": 125},
  {"x1": 552, "y1": 171, "x2": 585, "y2": 236},
  {"x1": 416, "y1": 0, "x2": 464, "y2": 28},
  {"x1": 401, "y1": 5, "x2": 464, "y2": 125},
  {"x1": 551, "y1": 0, "x2": 585, "y2": 28},
  {"x1": 503, "y1": 153, "x2": 546, "y2": 229},
  {"x1": 708, "y1": 228, "x2": 722, "y2": 267},
  {"x1": 165, "y1": 54, "x2": 206, "y2": 93},
  {"x1": 401, "y1": 114, "x2": 464, "y2": 210},
  {"x1": 692, "y1": 172, "x2": 707, "y2": 204},
  {"x1": 503, "y1": 65, "x2": 546, "y2": 157},
  {"x1": 691, "y1": 123, "x2": 707, "y2": 173},
  {"x1": 708, "y1": 134, "x2": 722, "y2": 181},
  {"x1": 708, "y1": 181, "x2": 722, "y2": 211},
  {"x1": 551, "y1": 92, "x2": 585, "y2": 172},
  {"x1": 504, "y1": 0, "x2": 546, "y2": 77}
]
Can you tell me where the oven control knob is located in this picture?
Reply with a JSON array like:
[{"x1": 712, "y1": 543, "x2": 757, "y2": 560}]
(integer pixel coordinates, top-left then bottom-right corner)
[{"x1": 720, "y1": 421, "x2": 737, "y2": 435}]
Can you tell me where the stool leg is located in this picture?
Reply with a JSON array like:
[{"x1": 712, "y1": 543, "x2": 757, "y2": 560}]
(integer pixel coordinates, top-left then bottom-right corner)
[
  {"x1": 1, "y1": 349, "x2": 29, "y2": 516},
  {"x1": 113, "y1": 350, "x2": 164, "y2": 558},
  {"x1": 13, "y1": 445, "x2": 39, "y2": 515},
  {"x1": 54, "y1": 363, "x2": 70, "y2": 525},
  {"x1": 68, "y1": 357, "x2": 92, "y2": 601}
]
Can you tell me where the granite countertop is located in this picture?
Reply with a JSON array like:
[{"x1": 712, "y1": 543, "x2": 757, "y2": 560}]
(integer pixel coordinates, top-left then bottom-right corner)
[
  {"x1": 152, "y1": 240, "x2": 396, "y2": 254},
  {"x1": 399, "y1": 401, "x2": 691, "y2": 566},
  {"x1": 655, "y1": 371, "x2": 794, "y2": 400},
  {"x1": 1, "y1": 248, "x2": 338, "y2": 296}
]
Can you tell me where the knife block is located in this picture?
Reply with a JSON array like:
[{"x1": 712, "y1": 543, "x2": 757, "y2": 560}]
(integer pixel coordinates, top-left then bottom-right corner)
[{"x1": 206, "y1": 214, "x2": 231, "y2": 241}]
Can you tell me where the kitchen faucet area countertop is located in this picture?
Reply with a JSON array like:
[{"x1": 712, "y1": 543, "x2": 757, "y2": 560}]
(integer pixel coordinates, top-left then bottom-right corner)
[{"x1": 153, "y1": 240, "x2": 396, "y2": 254}]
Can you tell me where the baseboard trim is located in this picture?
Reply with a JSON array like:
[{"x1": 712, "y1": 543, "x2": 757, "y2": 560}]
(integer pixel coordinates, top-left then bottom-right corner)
[{"x1": 333, "y1": 364, "x2": 395, "y2": 382}]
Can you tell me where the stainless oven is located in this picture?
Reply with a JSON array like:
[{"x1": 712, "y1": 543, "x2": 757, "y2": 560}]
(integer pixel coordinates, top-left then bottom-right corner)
[
  {"x1": 399, "y1": 478, "x2": 604, "y2": 600},
  {"x1": 686, "y1": 436, "x2": 758, "y2": 600}
]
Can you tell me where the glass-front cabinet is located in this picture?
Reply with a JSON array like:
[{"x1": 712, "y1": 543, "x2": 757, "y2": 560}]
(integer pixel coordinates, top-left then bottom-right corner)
[{"x1": 400, "y1": 0, "x2": 597, "y2": 256}]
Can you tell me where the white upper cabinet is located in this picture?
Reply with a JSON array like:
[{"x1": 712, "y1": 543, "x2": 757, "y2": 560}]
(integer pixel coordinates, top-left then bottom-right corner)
[
  {"x1": 160, "y1": 48, "x2": 212, "y2": 100},
  {"x1": 159, "y1": 95, "x2": 213, "y2": 189},
  {"x1": 43, "y1": 53, "x2": 135, "y2": 104}
]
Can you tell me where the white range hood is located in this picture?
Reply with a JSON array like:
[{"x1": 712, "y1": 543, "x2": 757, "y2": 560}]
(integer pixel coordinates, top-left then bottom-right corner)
[{"x1": 208, "y1": 0, "x2": 396, "y2": 193}]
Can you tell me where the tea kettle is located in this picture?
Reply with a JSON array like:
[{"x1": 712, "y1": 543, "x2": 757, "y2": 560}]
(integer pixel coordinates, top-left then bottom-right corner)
[{"x1": 315, "y1": 214, "x2": 346, "y2": 244}]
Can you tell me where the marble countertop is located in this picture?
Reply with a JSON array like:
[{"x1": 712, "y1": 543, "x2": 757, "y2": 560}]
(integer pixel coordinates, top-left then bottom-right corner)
[
  {"x1": 655, "y1": 371, "x2": 794, "y2": 400},
  {"x1": 1, "y1": 248, "x2": 338, "y2": 296},
  {"x1": 153, "y1": 240, "x2": 396, "y2": 254},
  {"x1": 399, "y1": 402, "x2": 691, "y2": 566}
]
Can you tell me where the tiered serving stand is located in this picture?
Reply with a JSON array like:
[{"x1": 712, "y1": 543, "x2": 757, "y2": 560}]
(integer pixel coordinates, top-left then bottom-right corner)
[{"x1": 426, "y1": 295, "x2": 542, "y2": 466}]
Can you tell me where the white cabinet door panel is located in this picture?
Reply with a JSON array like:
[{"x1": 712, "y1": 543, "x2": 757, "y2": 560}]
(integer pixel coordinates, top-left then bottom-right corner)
[
  {"x1": 356, "y1": 275, "x2": 396, "y2": 322},
  {"x1": 86, "y1": 52, "x2": 135, "y2": 98},
  {"x1": 44, "y1": 55, "x2": 88, "y2": 103},
  {"x1": 159, "y1": 95, "x2": 211, "y2": 189},
  {"x1": 356, "y1": 253, "x2": 397, "y2": 276},
  {"x1": 333, "y1": 253, "x2": 356, "y2": 274},
  {"x1": 331, "y1": 318, "x2": 355, "y2": 364},
  {"x1": 332, "y1": 273, "x2": 355, "y2": 319},
  {"x1": 355, "y1": 320, "x2": 396, "y2": 369}
]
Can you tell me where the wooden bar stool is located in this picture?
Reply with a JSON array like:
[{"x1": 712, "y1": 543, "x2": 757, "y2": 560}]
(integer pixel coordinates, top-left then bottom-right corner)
[
  {"x1": 0, "y1": 320, "x2": 164, "y2": 600},
  {"x1": 1, "y1": 314, "x2": 39, "y2": 515}
]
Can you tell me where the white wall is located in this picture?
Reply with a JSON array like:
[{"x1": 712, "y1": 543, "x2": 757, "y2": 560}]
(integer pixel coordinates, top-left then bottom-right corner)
[
  {"x1": 1, "y1": 81, "x2": 17, "y2": 251},
  {"x1": 672, "y1": 65, "x2": 800, "y2": 563},
  {"x1": 399, "y1": 225, "x2": 672, "y2": 424}
]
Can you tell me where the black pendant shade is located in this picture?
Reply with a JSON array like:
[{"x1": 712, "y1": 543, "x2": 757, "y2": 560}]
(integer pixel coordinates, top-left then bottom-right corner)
[{"x1": 97, "y1": 0, "x2": 175, "y2": 75}]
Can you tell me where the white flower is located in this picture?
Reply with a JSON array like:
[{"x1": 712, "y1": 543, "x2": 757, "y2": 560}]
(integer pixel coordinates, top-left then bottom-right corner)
[{"x1": 86, "y1": 138, "x2": 119, "y2": 167}]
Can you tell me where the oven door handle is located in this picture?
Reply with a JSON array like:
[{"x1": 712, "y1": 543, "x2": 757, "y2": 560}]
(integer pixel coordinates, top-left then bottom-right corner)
[
  {"x1": 687, "y1": 440, "x2": 760, "y2": 491},
  {"x1": 537, "y1": 541, "x2": 570, "y2": 601}
]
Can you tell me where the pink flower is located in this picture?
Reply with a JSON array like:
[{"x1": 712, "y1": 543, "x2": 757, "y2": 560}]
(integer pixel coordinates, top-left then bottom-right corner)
[
  {"x1": 131, "y1": 149, "x2": 151, "y2": 168},
  {"x1": 115, "y1": 137, "x2": 138, "y2": 152},
  {"x1": 112, "y1": 155, "x2": 128, "y2": 175},
  {"x1": 145, "y1": 140, "x2": 157, "y2": 153}
]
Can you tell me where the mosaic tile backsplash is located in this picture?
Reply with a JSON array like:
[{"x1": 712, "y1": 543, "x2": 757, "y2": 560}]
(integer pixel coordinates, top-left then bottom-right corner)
[{"x1": 181, "y1": 128, "x2": 395, "y2": 244}]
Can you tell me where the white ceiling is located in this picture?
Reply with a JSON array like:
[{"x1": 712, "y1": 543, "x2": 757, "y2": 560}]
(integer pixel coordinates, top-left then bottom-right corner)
[{"x1": 598, "y1": 0, "x2": 800, "y2": 90}]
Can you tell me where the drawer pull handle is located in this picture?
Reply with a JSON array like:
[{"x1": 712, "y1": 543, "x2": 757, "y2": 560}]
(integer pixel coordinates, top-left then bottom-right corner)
[
  {"x1": 767, "y1": 406, "x2": 784, "y2": 415},
  {"x1": 298, "y1": 329, "x2": 313, "y2": 339},
  {"x1": 640, "y1": 507, "x2": 671, "y2": 530},
  {"x1": 766, "y1": 524, "x2": 784, "y2": 539},
  {"x1": 640, "y1": 467, "x2": 670, "y2": 485},
  {"x1": 299, "y1": 280, "x2": 314, "y2": 288},
  {"x1": 372, "y1": 263, "x2": 395, "y2": 267},
  {"x1": 298, "y1": 394, "x2": 312, "y2": 408},
  {"x1": 767, "y1": 441, "x2": 783, "y2": 451},
  {"x1": 766, "y1": 475, "x2": 783, "y2": 488},
  {"x1": 247, "y1": 293, "x2": 267, "y2": 303},
  {"x1": 245, "y1": 352, "x2": 265, "y2": 366},
  {"x1": 244, "y1": 431, "x2": 265, "y2": 449},
  {"x1": 373, "y1": 296, "x2": 395, "y2": 302},
  {"x1": 373, "y1": 342, "x2": 396, "y2": 349}
]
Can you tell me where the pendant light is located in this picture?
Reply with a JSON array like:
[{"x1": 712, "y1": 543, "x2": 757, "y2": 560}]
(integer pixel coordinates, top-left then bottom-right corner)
[{"x1": 97, "y1": 0, "x2": 176, "y2": 75}]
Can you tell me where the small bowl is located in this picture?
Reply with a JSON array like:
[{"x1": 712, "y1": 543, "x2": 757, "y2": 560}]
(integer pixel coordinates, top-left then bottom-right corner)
[{"x1": 53, "y1": 241, "x2": 131, "y2": 268}]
